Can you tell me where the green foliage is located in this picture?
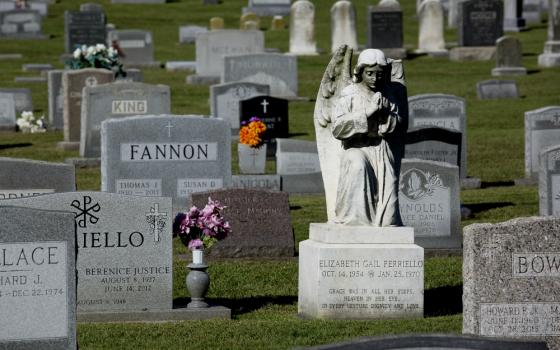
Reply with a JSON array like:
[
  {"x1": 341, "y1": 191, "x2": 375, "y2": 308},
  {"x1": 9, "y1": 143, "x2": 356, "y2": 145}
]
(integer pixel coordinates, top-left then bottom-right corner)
[{"x1": 0, "y1": 0, "x2": 556, "y2": 348}]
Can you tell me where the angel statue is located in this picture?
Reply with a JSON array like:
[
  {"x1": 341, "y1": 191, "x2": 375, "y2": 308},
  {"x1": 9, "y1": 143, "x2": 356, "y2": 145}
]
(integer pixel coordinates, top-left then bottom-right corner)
[{"x1": 314, "y1": 46, "x2": 408, "y2": 227}]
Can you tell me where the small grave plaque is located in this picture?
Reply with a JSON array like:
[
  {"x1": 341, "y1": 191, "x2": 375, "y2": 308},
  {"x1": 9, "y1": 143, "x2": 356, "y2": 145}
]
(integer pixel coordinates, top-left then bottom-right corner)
[
  {"x1": 463, "y1": 217, "x2": 560, "y2": 350},
  {"x1": 1, "y1": 192, "x2": 173, "y2": 313},
  {"x1": 210, "y1": 82, "x2": 269, "y2": 130},
  {"x1": 404, "y1": 127, "x2": 462, "y2": 169},
  {"x1": 0, "y1": 92, "x2": 16, "y2": 130},
  {"x1": 81, "y1": 81, "x2": 171, "y2": 158},
  {"x1": 244, "y1": 0, "x2": 291, "y2": 16},
  {"x1": 192, "y1": 188, "x2": 294, "y2": 258},
  {"x1": 409, "y1": 94, "x2": 467, "y2": 178},
  {"x1": 64, "y1": 11, "x2": 106, "y2": 53},
  {"x1": 222, "y1": 53, "x2": 298, "y2": 98},
  {"x1": 0, "y1": 206, "x2": 76, "y2": 349},
  {"x1": 276, "y1": 138, "x2": 320, "y2": 175},
  {"x1": 101, "y1": 115, "x2": 231, "y2": 212},
  {"x1": 179, "y1": 25, "x2": 208, "y2": 44},
  {"x1": 525, "y1": 106, "x2": 560, "y2": 180},
  {"x1": 476, "y1": 79, "x2": 519, "y2": 99},
  {"x1": 0, "y1": 157, "x2": 76, "y2": 199},
  {"x1": 399, "y1": 159, "x2": 461, "y2": 250},
  {"x1": 240, "y1": 95, "x2": 289, "y2": 156},
  {"x1": 458, "y1": 0, "x2": 503, "y2": 46},
  {"x1": 367, "y1": 4, "x2": 403, "y2": 49}
]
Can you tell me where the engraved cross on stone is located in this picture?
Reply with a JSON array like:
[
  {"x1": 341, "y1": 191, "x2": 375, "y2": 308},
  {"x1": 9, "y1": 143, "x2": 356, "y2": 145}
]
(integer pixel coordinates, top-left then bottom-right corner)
[
  {"x1": 145, "y1": 204, "x2": 167, "y2": 243},
  {"x1": 261, "y1": 99, "x2": 269, "y2": 114},
  {"x1": 165, "y1": 121, "x2": 174, "y2": 138}
]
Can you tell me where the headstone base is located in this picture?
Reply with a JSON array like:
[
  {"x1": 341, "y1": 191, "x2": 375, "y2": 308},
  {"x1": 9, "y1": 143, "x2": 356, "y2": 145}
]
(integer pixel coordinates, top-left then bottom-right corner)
[
  {"x1": 461, "y1": 177, "x2": 482, "y2": 189},
  {"x1": 503, "y1": 18, "x2": 526, "y2": 32},
  {"x1": 514, "y1": 177, "x2": 537, "y2": 186},
  {"x1": 298, "y1": 223, "x2": 424, "y2": 319},
  {"x1": 449, "y1": 46, "x2": 496, "y2": 61},
  {"x1": 281, "y1": 173, "x2": 324, "y2": 194},
  {"x1": 538, "y1": 42, "x2": 560, "y2": 67},
  {"x1": 57, "y1": 141, "x2": 80, "y2": 151},
  {"x1": 491, "y1": 67, "x2": 527, "y2": 76},
  {"x1": 65, "y1": 157, "x2": 101, "y2": 168},
  {"x1": 186, "y1": 74, "x2": 221, "y2": 85},
  {"x1": 242, "y1": 6, "x2": 291, "y2": 16},
  {"x1": 0, "y1": 125, "x2": 16, "y2": 131},
  {"x1": 77, "y1": 306, "x2": 231, "y2": 322},
  {"x1": 379, "y1": 48, "x2": 407, "y2": 59}
]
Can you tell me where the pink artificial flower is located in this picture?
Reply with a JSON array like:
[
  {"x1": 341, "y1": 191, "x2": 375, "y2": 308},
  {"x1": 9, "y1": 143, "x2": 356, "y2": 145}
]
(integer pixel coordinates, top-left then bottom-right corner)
[{"x1": 188, "y1": 239, "x2": 203, "y2": 250}]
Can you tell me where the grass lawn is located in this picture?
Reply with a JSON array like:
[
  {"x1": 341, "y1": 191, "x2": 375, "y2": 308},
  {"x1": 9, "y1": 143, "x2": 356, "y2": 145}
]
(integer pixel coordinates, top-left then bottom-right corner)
[{"x1": 0, "y1": 0, "x2": 557, "y2": 348}]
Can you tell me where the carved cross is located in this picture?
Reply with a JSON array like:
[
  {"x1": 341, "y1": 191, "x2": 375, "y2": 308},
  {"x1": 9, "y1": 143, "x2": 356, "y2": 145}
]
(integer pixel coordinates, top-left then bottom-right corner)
[
  {"x1": 261, "y1": 99, "x2": 269, "y2": 114},
  {"x1": 145, "y1": 204, "x2": 167, "y2": 242},
  {"x1": 165, "y1": 121, "x2": 174, "y2": 138}
]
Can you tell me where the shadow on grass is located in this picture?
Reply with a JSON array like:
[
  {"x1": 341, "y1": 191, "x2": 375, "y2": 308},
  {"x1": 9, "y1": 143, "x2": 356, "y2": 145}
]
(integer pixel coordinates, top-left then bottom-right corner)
[
  {"x1": 288, "y1": 132, "x2": 309, "y2": 138},
  {"x1": 463, "y1": 201, "x2": 514, "y2": 215},
  {"x1": 480, "y1": 180, "x2": 514, "y2": 188},
  {"x1": 527, "y1": 69, "x2": 541, "y2": 75},
  {"x1": 424, "y1": 284, "x2": 463, "y2": 317},
  {"x1": 290, "y1": 205, "x2": 303, "y2": 210},
  {"x1": 174, "y1": 295, "x2": 298, "y2": 316},
  {"x1": 0, "y1": 142, "x2": 32, "y2": 150}
]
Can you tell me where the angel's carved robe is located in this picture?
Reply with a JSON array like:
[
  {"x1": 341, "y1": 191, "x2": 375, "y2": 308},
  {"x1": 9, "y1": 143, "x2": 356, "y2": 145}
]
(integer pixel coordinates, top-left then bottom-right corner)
[{"x1": 331, "y1": 83, "x2": 403, "y2": 226}]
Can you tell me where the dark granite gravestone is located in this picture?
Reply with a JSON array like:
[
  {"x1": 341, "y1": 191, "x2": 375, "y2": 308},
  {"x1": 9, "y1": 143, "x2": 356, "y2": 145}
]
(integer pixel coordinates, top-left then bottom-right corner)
[
  {"x1": 191, "y1": 188, "x2": 294, "y2": 258},
  {"x1": 404, "y1": 127, "x2": 462, "y2": 169},
  {"x1": 299, "y1": 334, "x2": 548, "y2": 350},
  {"x1": 0, "y1": 206, "x2": 77, "y2": 350},
  {"x1": 64, "y1": 11, "x2": 106, "y2": 53},
  {"x1": 476, "y1": 79, "x2": 519, "y2": 99},
  {"x1": 367, "y1": 4, "x2": 403, "y2": 50},
  {"x1": 0, "y1": 158, "x2": 76, "y2": 199},
  {"x1": 399, "y1": 159, "x2": 461, "y2": 250},
  {"x1": 539, "y1": 144, "x2": 560, "y2": 216},
  {"x1": 458, "y1": 0, "x2": 503, "y2": 46},
  {"x1": 463, "y1": 217, "x2": 560, "y2": 350},
  {"x1": 240, "y1": 95, "x2": 289, "y2": 156}
]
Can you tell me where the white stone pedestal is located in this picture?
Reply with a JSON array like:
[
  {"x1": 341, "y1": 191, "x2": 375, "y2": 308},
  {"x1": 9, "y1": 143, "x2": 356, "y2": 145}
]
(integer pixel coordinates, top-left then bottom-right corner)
[
  {"x1": 298, "y1": 223, "x2": 424, "y2": 319},
  {"x1": 538, "y1": 41, "x2": 560, "y2": 67}
]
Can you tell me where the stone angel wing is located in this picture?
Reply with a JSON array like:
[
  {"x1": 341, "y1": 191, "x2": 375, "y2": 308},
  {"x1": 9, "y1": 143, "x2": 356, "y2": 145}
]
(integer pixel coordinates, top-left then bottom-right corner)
[{"x1": 313, "y1": 45, "x2": 353, "y2": 222}]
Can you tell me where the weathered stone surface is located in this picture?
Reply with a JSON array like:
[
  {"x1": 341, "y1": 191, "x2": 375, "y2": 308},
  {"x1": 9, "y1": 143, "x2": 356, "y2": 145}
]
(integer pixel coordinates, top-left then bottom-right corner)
[
  {"x1": 503, "y1": 0, "x2": 526, "y2": 32},
  {"x1": 330, "y1": 0, "x2": 358, "y2": 53},
  {"x1": 289, "y1": 0, "x2": 317, "y2": 55},
  {"x1": 101, "y1": 115, "x2": 231, "y2": 212},
  {"x1": 492, "y1": 36, "x2": 527, "y2": 76},
  {"x1": 404, "y1": 127, "x2": 462, "y2": 171},
  {"x1": 0, "y1": 157, "x2": 75, "y2": 199},
  {"x1": 476, "y1": 79, "x2": 519, "y2": 99},
  {"x1": 418, "y1": 0, "x2": 447, "y2": 54},
  {"x1": 179, "y1": 25, "x2": 207, "y2": 44},
  {"x1": 192, "y1": 188, "x2": 294, "y2": 258},
  {"x1": 1, "y1": 192, "x2": 173, "y2": 313},
  {"x1": 0, "y1": 9, "x2": 45, "y2": 39},
  {"x1": 538, "y1": 0, "x2": 560, "y2": 67},
  {"x1": 0, "y1": 92, "x2": 16, "y2": 130},
  {"x1": 463, "y1": 217, "x2": 560, "y2": 350},
  {"x1": 0, "y1": 206, "x2": 76, "y2": 350},
  {"x1": 539, "y1": 144, "x2": 560, "y2": 216},
  {"x1": 525, "y1": 106, "x2": 560, "y2": 180}
]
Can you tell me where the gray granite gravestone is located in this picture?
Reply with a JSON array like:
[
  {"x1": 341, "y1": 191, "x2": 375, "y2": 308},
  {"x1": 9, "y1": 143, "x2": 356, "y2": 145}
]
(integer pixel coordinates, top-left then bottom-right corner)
[
  {"x1": 539, "y1": 144, "x2": 560, "y2": 216},
  {"x1": 48, "y1": 70, "x2": 65, "y2": 130},
  {"x1": 525, "y1": 106, "x2": 560, "y2": 180},
  {"x1": 59, "y1": 68, "x2": 114, "y2": 151},
  {"x1": 0, "y1": 9, "x2": 45, "y2": 39},
  {"x1": 64, "y1": 11, "x2": 106, "y2": 53},
  {"x1": 0, "y1": 87, "x2": 32, "y2": 115},
  {"x1": 0, "y1": 207, "x2": 76, "y2": 350},
  {"x1": 492, "y1": 36, "x2": 527, "y2": 76},
  {"x1": 463, "y1": 217, "x2": 560, "y2": 350},
  {"x1": 476, "y1": 79, "x2": 519, "y2": 99},
  {"x1": 187, "y1": 30, "x2": 264, "y2": 84},
  {"x1": 1, "y1": 192, "x2": 175, "y2": 316},
  {"x1": 275, "y1": 138, "x2": 323, "y2": 194},
  {"x1": 408, "y1": 94, "x2": 467, "y2": 179},
  {"x1": 538, "y1": 0, "x2": 560, "y2": 67},
  {"x1": 80, "y1": 81, "x2": 171, "y2": 158},
  {"x1": 458, "y1": 0, "x2": 503, "y2": 46},
  {"x1": 0, "y1": 92, "x2": 16, "y2": 130},
  {"x1": 107, "y1": 30, "x2": 158, "y2": 67},
  {"x1": 405, "y1": 127, "x2": 462, "y2": 170},
  {"x1": 399, "y1": 159, "x2": 461, "y2": 251},
  {"x1": 0, "y1": 1, "x2": 49, "y2": 16},
  {"x1": 522, "y1": 0, "x2": 543, "y2": 24},
  {"x1": 243, "y1": 0, "x2": 291, "y2": 16},
  {"x1": 179, "y1": 25, "x2": 208, "y2": 44},
  {"x1": 0, "y1": 157, "x2": 76, "y2": 199},
  {"x1": 80, "y1": 3, "x2": 104, "y2": 12},
  {"x1": 503, "y1": 0, "x2": 526, "y2": 32},
  {"x1": 367, "y1": 1, "x2": 406, "y2": 59},
  {"x1": 101, "y1": 115, "x2": 231, "y2": 212},
  {"x1": 210, "y1": 82, "x2": 269, "y2": 131},
  {"x1": 116, "y1": 68, "x2": 143, "y2": 83},
  {"x1": 191, "y1": 188, "x2": 294, "y2": 258},
  {"x1": 231, "y1": 175, "x2": 281, "y2": 191},
  {"x1": 222, "y1": 53, "x2": 298, "y2": 98}
]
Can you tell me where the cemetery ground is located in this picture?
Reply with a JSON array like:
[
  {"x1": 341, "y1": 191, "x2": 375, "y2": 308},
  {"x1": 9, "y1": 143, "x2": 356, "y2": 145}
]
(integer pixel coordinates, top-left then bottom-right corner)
[{"x1": 0, "y1": 0, "x2": 559, "y2": 348}]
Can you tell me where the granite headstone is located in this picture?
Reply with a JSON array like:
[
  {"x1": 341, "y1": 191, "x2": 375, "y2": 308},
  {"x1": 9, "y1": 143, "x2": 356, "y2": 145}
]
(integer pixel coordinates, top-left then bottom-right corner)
[
  {"x1": 0, "y1": 9, "x2": 44, "y2": 39},
  {"x1": 405, "y1": 127, "x2": 462, "y2": 170},
  {"x1": 522, "y1": 0, "x2": 543, "y2": 24},
  {"x1": 476, "y1": 79, "x2": 519, "y2": 99},
  {"x1": 503, "y1": 0, "x2": 526, "y2": 32},
  {"x1": 0, "y1": 87, "x2": 32, "y2": 115},
  {"x1": 458, "y1": 0, "x2": 503, "y2": 46},
  {"x1": 539, "y1": 144, "x2": 560, "y2": 216},
  {"x1": 107, "y1": 30, "x2": 157, "y2": 67},
  {"x1": 179, "y1": 25, "x2": 208, "y2": 44},
  {"x1": 64, "y1": 10, "x2": 106, "y2": 53},
  {"x1": 231, "y1": 174, "x2": 281, "y2": 191},
  {"x1": 367, "y1": 1, "x2": 405, "y2": 58},
  {"x1": 0, "y1": 92, "x2": 16, "y2": 130},
  {"x1": 525, "y1": 106, "x2": 560, "y2": 180},
  {"x1": 491, "y1": 36, "x2": 527, "y2": 76},
  {"x1": 48, "y1": 70, "x2": 65, "y2": 130}
]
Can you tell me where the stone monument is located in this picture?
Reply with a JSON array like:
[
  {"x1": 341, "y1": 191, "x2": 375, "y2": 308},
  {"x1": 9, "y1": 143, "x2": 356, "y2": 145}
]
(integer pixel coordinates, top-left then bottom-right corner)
[
  {"x1": 538, "y1": 0, "x2": 560, "y2": 67},
  {"x1": 298, "y1": 46, "x2": 424, "y2": 319},
  {"x1": 330, "y1": 0, "x2": 358, "y2": 54},
  {"x1": 491, "y1": 36, "x2": 527, "y2": 76},
  {"x1": 289, "y1": 0, "x2": 317, "y2": 56},
  {"x1": 503, "y1": 0, "x2": 526, "y2": 32},
  {"x1": 417, "y1": 0, "x2": 448, "y2": 56},
  {"x1": 367, "y1": 0, "x2": 406, "y2": 59}
]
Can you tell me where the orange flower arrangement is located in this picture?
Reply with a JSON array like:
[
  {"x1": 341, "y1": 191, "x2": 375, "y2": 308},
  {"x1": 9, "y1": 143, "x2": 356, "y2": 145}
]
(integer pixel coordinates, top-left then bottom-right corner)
[{"x1": 239, "y1": 116, "x2": 267, "y2": 148}]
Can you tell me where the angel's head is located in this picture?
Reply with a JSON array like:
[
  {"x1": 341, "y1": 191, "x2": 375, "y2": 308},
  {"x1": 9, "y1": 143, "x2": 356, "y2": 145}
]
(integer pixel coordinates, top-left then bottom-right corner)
[{"x1": 352, "y1": 49, "x2": 390, "y2": 91}]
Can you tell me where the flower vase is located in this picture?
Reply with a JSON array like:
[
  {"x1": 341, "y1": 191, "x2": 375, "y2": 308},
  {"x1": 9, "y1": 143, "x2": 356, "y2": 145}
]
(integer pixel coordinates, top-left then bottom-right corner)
[
  {"x1": 186, "y1": 249, "x2": 209, "y2": 308},
  {"x1": 238, "y1": 143, "x2": 267, "y2": 174}
]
